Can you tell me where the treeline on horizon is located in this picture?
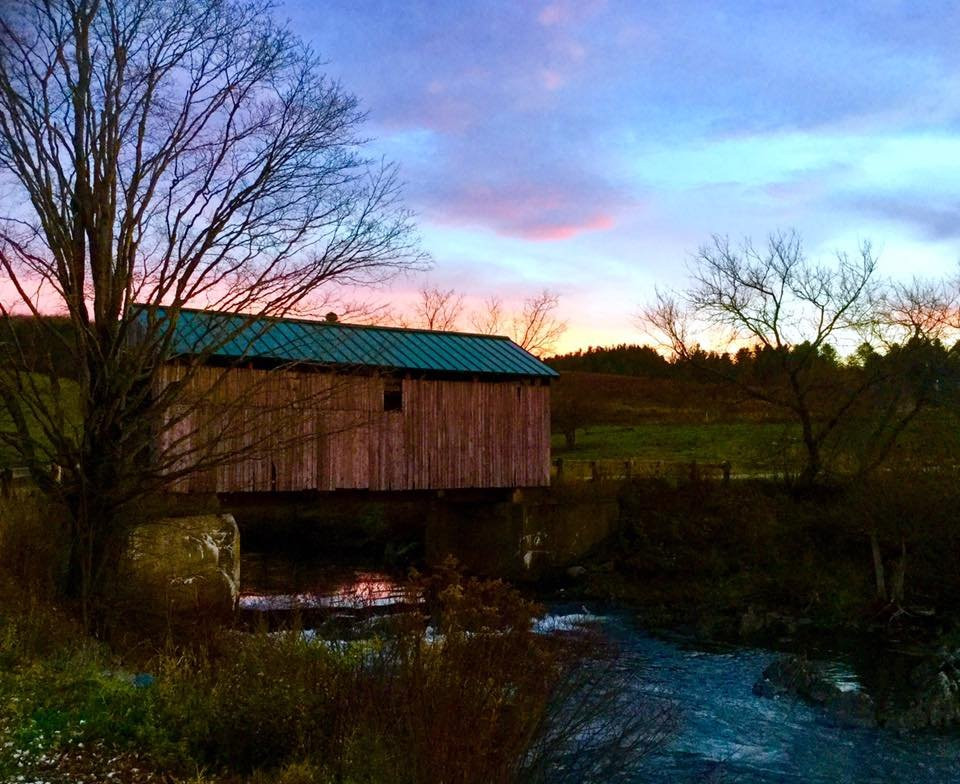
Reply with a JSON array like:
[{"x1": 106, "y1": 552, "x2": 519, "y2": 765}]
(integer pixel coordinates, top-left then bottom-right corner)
[
  {"x1": 6, "y1": 315, "x2": 960, "y2": 387},
  {"x1": 547, "y1": 339, "x2": 960, "y2": 384}
]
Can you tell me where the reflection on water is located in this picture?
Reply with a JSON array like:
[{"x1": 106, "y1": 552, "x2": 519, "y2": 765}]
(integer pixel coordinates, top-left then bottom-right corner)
[
  {"x1": 240, "y1": 551, "x2": 410, "y2": 610},
  {"x1": 240, "y1": 576, "x2": 409, "y2": 611}
]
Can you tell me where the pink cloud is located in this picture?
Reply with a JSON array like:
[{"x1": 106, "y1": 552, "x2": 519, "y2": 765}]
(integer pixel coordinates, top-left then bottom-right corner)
[
  {"x1": 563, "y1": 40, "x2": 588, "y2": 62},
  {"x1": 422, "y1": 180, "x2": 629, "y2": 242},
  {"x1": 519, "y1": 213, "x2": 615, "y2": 241},
  {"x1": 537, "y1": 1, "x2": 607, "y2": 28},
  {"x1": 538, "y1": 4, "x2": 566, "y2": 26}
]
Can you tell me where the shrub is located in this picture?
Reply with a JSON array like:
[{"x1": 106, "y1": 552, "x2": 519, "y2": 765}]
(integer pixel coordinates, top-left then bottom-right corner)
[
  {"x1": 351, "y1": 567, "x2": 555, "y2": 784},
  {"x1": 158, "y1": 633, "x2": 357, "y2": 772}
]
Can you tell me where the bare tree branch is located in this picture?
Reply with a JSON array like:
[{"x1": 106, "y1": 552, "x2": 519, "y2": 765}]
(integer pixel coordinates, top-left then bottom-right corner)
[
  {"x1": 641, "y1": 231, "x2": 908, "y2": 485},
  {"x1": 470, "y1": 295, "x2": 503, "y2": 336},
  {"x1": 413, "y1": 285, "x2": 464, "y2": 331},
  {"x1": 511, "y1": 290, "x2": 567, "y2": 357}
]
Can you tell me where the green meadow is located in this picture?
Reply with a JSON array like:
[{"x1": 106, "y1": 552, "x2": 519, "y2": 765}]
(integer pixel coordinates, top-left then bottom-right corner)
[{"x1": 551, "y1": 421, "x2": 799, "y2": 472}]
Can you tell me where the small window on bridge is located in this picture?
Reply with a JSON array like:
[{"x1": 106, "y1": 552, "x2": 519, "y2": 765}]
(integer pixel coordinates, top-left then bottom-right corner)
[{"x1": 384, "y1": 378, "x2": 403, "y2": 412}]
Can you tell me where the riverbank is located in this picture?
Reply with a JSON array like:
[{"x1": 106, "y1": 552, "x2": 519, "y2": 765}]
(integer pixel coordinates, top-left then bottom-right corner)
[
  {"x1": 565, "y1": 473, "x2": 957, "y2": 638},
  {"x1": 230, "y1": 561, "x2": 960, "y2": 781},
  {"x1": 0, "y1": 566, "x2": 663, "y2": 784}
]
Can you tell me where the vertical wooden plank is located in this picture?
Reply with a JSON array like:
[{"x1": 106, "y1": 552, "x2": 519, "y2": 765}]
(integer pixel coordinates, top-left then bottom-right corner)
[{"x1": 152, "y1": 361, "x2": 554, "y2": 494}]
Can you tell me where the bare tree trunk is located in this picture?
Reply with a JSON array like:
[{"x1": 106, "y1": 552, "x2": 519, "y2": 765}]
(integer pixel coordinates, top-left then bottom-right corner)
[
  {"x1": 797, "y1": 432, "x2": 823, "y2": 486},
  {"x1": 870, "y1": 530, "x2": 887, "y2": 601}
]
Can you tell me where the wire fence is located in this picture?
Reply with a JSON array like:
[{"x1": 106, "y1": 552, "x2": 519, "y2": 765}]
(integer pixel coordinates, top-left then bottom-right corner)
[{"x1": 550, "y1": 458, "x2": 738, "y2": 484}]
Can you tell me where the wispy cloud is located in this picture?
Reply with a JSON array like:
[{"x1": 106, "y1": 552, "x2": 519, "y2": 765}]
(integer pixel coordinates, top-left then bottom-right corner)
[{"x1": 850, "y1": 195, "x2": 960, "y2": 241}]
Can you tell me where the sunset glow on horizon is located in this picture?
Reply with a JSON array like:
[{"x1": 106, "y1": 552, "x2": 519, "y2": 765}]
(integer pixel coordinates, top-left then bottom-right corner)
[{"x1": 3, "y1": 2, "x2": 959, "y2": 357}]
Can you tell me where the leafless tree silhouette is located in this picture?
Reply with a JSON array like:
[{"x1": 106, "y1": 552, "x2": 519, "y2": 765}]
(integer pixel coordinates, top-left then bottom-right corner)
[
  {"x1": 470, "y1": 295, "x2": 505, "y2": 335},
  {"x1": 473, "y1": 290, "x2": 566, "y2": 356},
  {"x1": 414, "y1": 285, "x2": 464, "y2": 330},
  {"x1": 644, "y1": 231, "x2": 882, "y2": 484}
]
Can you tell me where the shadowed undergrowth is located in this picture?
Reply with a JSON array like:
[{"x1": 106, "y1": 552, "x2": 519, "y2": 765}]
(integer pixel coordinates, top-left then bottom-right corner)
[{"x1": 0, "y1": 566, "x2": 673, "y2": 783}]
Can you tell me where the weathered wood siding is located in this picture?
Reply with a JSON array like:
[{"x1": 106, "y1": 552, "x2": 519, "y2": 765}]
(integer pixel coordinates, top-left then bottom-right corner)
[{"x1": 155, "y1": 364, "x2": 551, "y2": 493}]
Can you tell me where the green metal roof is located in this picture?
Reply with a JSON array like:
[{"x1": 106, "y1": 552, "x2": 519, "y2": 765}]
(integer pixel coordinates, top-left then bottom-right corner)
[{"x1": 131, "y1": 305, "x2": 558, "y2": 378}]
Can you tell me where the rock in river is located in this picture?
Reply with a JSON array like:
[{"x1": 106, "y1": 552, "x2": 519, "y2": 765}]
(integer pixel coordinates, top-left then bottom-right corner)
[{"x1": 753, "y1": 655, "x2": 877, "y2": 729}]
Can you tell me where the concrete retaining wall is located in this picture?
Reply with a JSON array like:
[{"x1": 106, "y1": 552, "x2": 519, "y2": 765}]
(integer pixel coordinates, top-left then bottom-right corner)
[{"x1": 425, "y1": 484, "x2": 622, "y2": 579}]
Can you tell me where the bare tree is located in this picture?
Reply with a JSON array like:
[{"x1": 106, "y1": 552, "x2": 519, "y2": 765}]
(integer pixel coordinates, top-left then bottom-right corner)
[
  {"x1": 408, "y1": 288, "x2": 566, "y2": 355},
  {"x1": 875, "y1": 277, "x2": 960, "y2": 345},
  {"x1": 414, "y1": 285, "x2": 464, "y2": 331},
  {"x1": 512, "y1": 290, "x2": 567, "y2": 357},
  {"x1": 644, "y1": 231, "x2": 884, "y2": 485},
  {"x1": 846, "y1": 278, "x2": 960, "y2": 613},
  {"x1": 468, "y1": 290, "x2": 566, "y2": 356},
  {"x1": 470, "y1": 295, "x2": 504, "y2": 335},
  {"x1": 0, "y1": 0, "x2": 424, "y2": 627}
]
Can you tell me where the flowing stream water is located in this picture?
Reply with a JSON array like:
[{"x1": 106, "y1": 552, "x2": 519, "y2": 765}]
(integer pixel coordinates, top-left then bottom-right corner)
[
  {"x1": 581, "y1": 608, "x2": 960, "y2": 783},
  {"x1": 240, "y1": 554, "x2": 960, "y2": 783}
]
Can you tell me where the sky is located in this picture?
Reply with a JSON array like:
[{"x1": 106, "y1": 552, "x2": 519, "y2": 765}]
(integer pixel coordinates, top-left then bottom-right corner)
[{"x1": 280, "y1": 0, "x2": 960, "y2": 352}]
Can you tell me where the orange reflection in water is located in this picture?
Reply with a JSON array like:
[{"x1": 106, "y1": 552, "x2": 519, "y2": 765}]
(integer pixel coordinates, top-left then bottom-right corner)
[{"x1": 239, "y1": 571, "x2": 412, "y2": 611}]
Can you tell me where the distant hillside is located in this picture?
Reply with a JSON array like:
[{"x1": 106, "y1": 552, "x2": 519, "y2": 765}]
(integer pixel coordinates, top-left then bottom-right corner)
[
  {"x1": 0, "y1": 315, "x2": 78, "y2": 378},
  {"x1": 551, "y1": 371, "x2": 788, "y2": 427}
]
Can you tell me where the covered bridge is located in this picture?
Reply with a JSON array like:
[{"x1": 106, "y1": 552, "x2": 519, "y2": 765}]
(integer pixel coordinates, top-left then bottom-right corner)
[{"x1": 139, "y1": 307, "x2": 558, "y2": 494}]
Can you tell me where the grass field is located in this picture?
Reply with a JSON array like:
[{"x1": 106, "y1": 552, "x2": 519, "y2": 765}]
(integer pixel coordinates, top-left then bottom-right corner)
[
  {"x1": 551, "y1": 421, "x2": 801, "y2": 472},
  {"x1": 549, "y1": 372, "x2": 960, "y2": 475}
]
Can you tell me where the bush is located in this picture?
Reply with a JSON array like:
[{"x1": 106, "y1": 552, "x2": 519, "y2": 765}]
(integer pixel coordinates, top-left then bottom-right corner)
[
  {"x1": 157, "y1": 567, "x2": 562, "y2": 782},
  {"x1": 352, "y1": 566, "x2": 556, "y2": 784},
  {"x1": 155, "y1": 633, "x2": 358, "y2": 773}
]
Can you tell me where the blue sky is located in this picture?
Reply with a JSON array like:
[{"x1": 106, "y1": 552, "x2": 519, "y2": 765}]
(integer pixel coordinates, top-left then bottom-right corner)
[{"x1": 284, "y1": 0, "x2": 960, "y2": 350}]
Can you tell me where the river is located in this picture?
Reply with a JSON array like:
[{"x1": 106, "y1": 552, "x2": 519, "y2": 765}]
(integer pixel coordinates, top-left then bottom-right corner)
[
  {"x1": 579, "y1": 607, "x2": 960, "y2": 783},
  {"x1": 240, "y1": 554, "x2": 960, "y2": 783}
]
